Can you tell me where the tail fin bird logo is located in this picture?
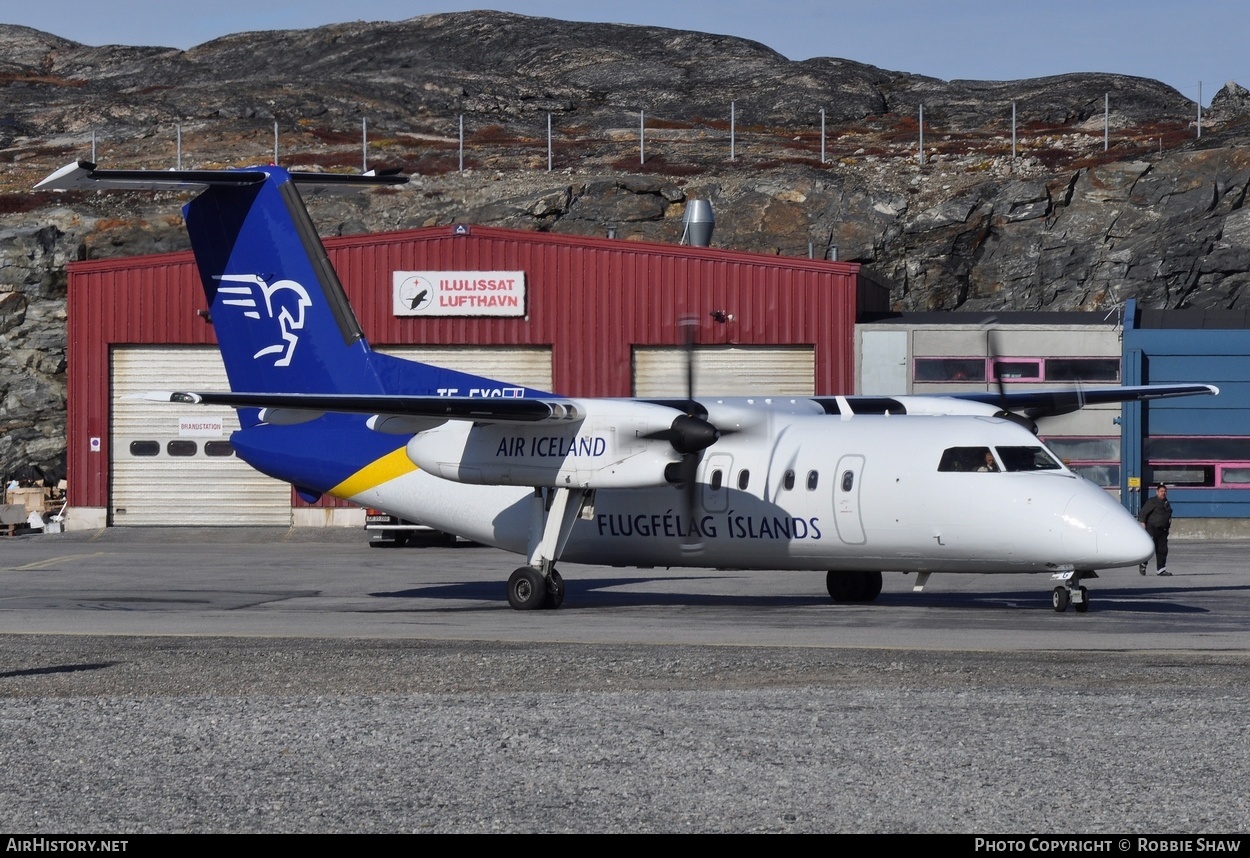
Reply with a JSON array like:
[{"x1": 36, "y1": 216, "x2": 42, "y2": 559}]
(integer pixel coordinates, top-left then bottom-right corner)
[{"x1": 216, "y1": 274, "x2": 313, "y2": 367}]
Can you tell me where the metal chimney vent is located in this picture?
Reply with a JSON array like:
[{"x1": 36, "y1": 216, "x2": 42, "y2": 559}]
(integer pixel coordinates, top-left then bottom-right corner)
[{"x1": 681, "y1": 199, "x2": 715, "y2": 247}]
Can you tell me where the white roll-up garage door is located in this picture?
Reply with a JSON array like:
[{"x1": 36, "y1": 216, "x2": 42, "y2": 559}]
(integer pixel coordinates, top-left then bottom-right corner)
[
  {"x1": 111, "y1": 347, "x2": 293, "y2": 526},
  {"x1": 377, "y1": 346, "x2": 554, "y2": 391},
  {"x1": 633, "y1": 346, "x2": 815, "y2": 396}
]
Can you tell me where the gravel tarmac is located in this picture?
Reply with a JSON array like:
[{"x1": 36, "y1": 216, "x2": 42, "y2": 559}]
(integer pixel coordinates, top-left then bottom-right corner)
[{"x1": 2, "y1": 635, "x2": 1248, "y2": 833}]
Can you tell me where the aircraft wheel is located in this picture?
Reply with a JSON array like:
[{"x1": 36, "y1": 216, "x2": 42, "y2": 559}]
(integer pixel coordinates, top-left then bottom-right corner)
[
  {"x1": 544, "y1": 569, "x2": 566, "y2": 610},
  {"x1": 393, "y1": 531, "x2": 411, "y2": 548},
  {"x1": 1052, "y1": 586, "x2": 1070, "y2": 613},
  {"x1": 860, "y1": 571, "x2": 883, "y2": 602},
  {"x1": 507, "y1": 567, "x2": 547, "y2": 611},
  {"x1": 1074, "y1": 586, "x2": 1090, "y2": 614},
  {"x1": 826, "y1": 571, "x2": 865, "y2": 602}
]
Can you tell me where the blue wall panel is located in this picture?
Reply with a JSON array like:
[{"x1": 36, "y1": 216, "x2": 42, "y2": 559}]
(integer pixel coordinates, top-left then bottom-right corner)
[
  {"x1": 1122, "y1": 300, "x2": 1250, "y2": 518},
  {"x1": 1147, "y1": 411, "x2": 1247, "y2": 436}
]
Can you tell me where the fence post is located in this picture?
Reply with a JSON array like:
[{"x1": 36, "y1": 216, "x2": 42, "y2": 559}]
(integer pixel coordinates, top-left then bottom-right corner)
[
  {"x1": 918, "y1": 104, "x2": 925, "y2": 165},
  {"x1": 640, "y1": 110, "x2": 645, "y2": 165},
  {"x1": 547, "y1": 113, "x2": 553, "y2": 171},
  {"x1": 821, "y1": 108, "x2": 826, "y2": 164},
  {"x1": 459, "y1": 114, "x2": 464, "y2": 172},
  {"x1": 731, "y1": 101, "x2": 736, "y2": 162},
  {"x1": 362, "y1": 117, "x2": 368, "y2": 173}
]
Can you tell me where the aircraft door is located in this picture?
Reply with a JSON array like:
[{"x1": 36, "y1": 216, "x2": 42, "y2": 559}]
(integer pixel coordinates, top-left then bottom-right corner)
[
  {"x1": 833, "y1": 454, "x2": 867, "y2": 545},
  {"x1": 701, "y1": 453, "x2": 733, "y2": 513}
]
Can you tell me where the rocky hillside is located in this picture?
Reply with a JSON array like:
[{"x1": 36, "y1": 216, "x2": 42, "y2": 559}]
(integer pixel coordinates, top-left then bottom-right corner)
[{"x1": 4, "y1": 10, "x2": 1250, "y2": 478}]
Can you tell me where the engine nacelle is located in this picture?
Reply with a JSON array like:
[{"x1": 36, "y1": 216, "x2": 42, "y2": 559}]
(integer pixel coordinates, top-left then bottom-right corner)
[{"x1": 404, "y1": 399, "x2": 690, "y2": 488}]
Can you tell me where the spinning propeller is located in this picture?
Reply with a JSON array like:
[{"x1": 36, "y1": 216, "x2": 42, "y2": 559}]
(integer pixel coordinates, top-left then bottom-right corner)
[
  {"x1": 985, "y1": 323, "x2": 1087, "y2": 432},
  {"x1": 644, "y1": 316, "x2": 720, "y2": 553}
]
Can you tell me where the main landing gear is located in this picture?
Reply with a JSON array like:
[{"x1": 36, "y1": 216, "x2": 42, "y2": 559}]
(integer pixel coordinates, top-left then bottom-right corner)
[
  {"x1": 1051, "y1": 569, "x2": 1095, "y2": 613},
  {"x1": 507, "y1": 566, "x2": 565, "y2": 610},
  {"x1": 826, "y1": 570, "x2": 883, "y2": 603},
  {"x1": 506, "y1": 487, "x2": 589, "y2": 611}
]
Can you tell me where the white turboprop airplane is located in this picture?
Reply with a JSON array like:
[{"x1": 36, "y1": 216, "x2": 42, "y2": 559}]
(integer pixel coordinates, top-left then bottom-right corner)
[{"x1": 37, "y1": 160, "x2": 1218, "y2": 614}]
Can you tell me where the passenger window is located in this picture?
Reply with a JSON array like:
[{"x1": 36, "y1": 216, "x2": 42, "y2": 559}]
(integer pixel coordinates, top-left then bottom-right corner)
[
  {"x1": 783, "y1": 469, "x2": 795, "y2": 491},
  {"x1": 737, "y1": 470, "x2": 750, "y2": 490},
  {"x1": 710, "y1": 469, "x2": 723, "y2": 491},
  {"x1": 807, "y1": 470, "x2": 819, "y2": 490},
  {"x1": 841, "y1": 470, "x2": 855, "y2": 492}
]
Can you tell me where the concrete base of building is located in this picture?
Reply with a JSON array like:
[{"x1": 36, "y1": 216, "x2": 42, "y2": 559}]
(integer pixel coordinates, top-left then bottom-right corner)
[
  {"x1": 63, "y1": 507, "x2": 107, "y2": 531},
  {"x1": 293, "y1": 507, "x2": 365, "y2": 528},
  {"x1": 59, "y1": 507, "x2": 365, "y2": 530},
  {"x1": 1172, "y1": 518, "x2": 1250, "y2": 539}
]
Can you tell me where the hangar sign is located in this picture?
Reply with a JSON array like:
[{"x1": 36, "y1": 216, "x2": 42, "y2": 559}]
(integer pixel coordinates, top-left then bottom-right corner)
[
  {"x1": 179, "y1": 416, "x2": 224, "y2": 437},
  {"x1": 393, "y1": 270, "x2": 526, "y2": 317}
]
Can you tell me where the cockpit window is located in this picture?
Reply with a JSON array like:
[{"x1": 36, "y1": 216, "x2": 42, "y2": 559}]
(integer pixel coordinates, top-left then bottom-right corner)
[
  {"x1": 995, "y1": 446, "x2": 1063, "y2": 472},
  {"x1": 938, "y1": 446, "x2": 998, "y2": 472}
]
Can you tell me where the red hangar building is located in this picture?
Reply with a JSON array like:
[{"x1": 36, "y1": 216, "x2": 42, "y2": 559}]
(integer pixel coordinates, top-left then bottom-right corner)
[{"x1": 65, "y1": 224, "x2": 885, "y2": 528}]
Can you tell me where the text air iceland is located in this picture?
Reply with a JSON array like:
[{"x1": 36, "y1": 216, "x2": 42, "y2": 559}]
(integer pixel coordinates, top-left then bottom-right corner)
[
  {"x1": 497, "y1": 435, "x2": 608, "y2": 458},
  {"x1": 393, "y1": 271, "x2": 526, "y2": 317}
]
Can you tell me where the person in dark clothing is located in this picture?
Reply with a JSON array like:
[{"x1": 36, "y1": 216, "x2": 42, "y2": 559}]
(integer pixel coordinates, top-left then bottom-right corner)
[{"x1": 1137, "y1": 484, "x2": 1173, "y2": 576}]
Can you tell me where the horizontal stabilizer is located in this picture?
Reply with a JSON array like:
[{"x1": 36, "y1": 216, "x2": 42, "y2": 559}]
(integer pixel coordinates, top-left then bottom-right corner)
[{"x1": 36, "y1": 160, "x2": 407, "y2": 194}]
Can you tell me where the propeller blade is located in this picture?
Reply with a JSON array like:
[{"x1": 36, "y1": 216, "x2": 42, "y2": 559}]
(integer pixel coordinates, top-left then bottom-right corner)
[
  {"x1": 680, "y1": 314, "x2": 697, "y2": 407},
  {"x1": 681, "y1": 315, "x2": 704, "y2": 554},
  {"x1": 982, "y1": 319, "x2": 1095, "y2": 431},
  {"x1": 985, "y1": 322, "x2": 1007, "y2": 409},
  {"x1": 680, "y1": 452, "x2": 704, "y2": 554}
]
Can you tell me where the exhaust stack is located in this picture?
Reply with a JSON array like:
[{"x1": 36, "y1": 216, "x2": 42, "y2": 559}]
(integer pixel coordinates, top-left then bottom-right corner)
[{"x1": 681, "y1": 199, "x2": 715, "y2": 247}]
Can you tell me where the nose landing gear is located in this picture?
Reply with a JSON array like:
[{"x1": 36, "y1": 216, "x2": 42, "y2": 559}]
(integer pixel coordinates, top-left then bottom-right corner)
[{"x1": 1051, "y1": 569, "x2": 1095, "y2": 613}]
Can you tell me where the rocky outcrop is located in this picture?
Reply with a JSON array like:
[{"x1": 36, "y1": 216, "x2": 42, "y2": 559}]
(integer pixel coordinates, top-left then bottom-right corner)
[{"x1": 2, "y1": 10, "x2": 1250, "y2": 478}]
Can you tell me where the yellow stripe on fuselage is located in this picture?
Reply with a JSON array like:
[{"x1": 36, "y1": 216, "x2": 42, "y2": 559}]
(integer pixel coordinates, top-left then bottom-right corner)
[{"x1": 328, "y1": 446, "x2": 418, "y2": 498}]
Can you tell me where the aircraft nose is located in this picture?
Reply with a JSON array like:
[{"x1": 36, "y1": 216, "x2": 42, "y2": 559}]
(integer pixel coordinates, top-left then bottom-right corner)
[{"x1": 1061, "y1": 488, "x2": 1154, "y2": 568}]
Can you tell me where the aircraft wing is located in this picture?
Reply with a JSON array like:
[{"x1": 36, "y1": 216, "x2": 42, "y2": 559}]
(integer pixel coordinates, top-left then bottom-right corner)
[
  {"x1": 137, "y1": 390, "x2": 571, "y2": 423},
  {"x1": 946, "y1": 383, "x2": 1219, "y2": 419},
  {"x1": 136, "y1": 390, "x2": 717, "y2": 446},
  {"x1": 139, "y1": 389, "x2": 723, "y2": 489}
]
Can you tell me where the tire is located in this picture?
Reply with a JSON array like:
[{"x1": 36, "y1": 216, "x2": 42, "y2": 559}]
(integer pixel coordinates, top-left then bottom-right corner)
[
  {"x1": 544, "y1": 569, "x2": 565, "y2": 609},
  {"x1": 507, "y1": 567, "x2": 547, "y2": 610},
  {"x1": 826, "y1": 570, "x2": 866, "y2": 602},
  {"x1": 392, "y1": 532, "x2": 411, "y2": 548},
  {"x1": 1052, "y1": 586, "x2": 1070, "y2": 613},
  {"x1": 859, "y1": 571, "x2": 883, "y2": 602}
]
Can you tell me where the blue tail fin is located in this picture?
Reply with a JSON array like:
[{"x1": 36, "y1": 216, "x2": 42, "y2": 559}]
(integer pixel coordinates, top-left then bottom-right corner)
[
  {"x1": 185, "y1": 167, "x2": 385, "y2": 397},
  {"x1": 182, "y1": 166, "x2": 550, "y2": 411}
]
